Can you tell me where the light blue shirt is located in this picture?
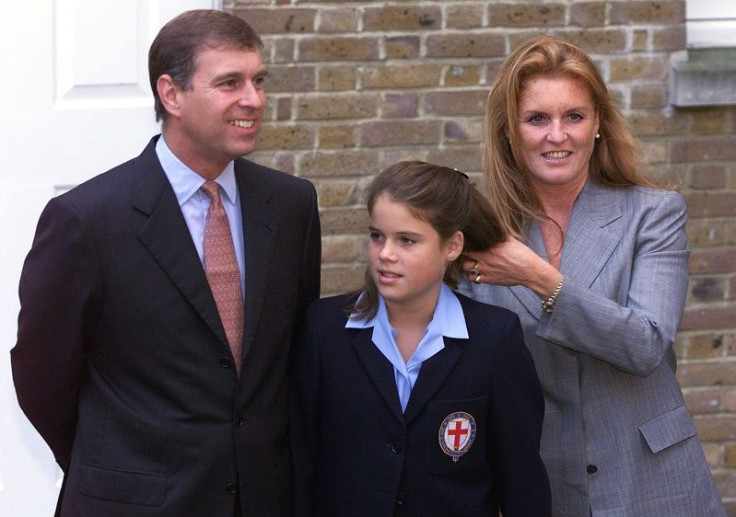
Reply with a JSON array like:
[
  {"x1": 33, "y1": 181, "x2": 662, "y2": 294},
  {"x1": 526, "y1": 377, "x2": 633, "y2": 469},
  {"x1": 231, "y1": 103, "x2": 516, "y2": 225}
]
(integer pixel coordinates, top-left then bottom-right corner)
[
  {"x1": 155, "y1": 136, "x2": 245, "y2": 297},
  {"x1": 346, "y1": 283, "x2": 468, "y2": 412}
]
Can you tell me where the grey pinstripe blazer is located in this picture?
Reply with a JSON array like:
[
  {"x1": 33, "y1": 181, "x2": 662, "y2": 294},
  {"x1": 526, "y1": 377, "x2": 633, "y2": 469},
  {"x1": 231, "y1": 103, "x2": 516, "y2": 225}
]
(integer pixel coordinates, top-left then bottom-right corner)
[{"x1": 460, "y1": 180, "x2": 725, "y2": 517}]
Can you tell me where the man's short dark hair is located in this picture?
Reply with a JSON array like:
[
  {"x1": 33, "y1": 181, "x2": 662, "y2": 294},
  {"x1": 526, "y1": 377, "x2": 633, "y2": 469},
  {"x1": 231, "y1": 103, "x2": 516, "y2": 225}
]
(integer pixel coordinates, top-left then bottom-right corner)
[{"x1": 148, "y1": 9, "x2": 263, "y2": 122}]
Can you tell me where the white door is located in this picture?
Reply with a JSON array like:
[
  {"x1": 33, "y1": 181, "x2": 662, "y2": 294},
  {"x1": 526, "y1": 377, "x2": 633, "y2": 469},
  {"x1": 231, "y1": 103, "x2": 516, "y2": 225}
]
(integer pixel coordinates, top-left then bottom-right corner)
[{"x1": 0, "y1": 0, "x2": 220, "y2": 514}]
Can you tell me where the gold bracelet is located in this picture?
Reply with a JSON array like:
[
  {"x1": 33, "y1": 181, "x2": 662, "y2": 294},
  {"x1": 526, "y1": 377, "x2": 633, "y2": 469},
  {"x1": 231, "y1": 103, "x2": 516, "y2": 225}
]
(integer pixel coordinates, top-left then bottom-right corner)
[{"x1": 541, "y1": 277, "x2": 565, "y2": 313}]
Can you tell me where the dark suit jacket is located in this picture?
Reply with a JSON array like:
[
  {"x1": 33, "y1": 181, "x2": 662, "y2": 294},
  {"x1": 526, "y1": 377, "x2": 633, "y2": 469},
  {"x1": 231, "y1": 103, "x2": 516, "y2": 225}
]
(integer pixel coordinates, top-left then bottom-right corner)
[
  {"x1": 11, "y1": 136, "x2": 321, "y2": 516},
  {"x1": 290, "y1": 292, "x2": 550, "y2": 517}
]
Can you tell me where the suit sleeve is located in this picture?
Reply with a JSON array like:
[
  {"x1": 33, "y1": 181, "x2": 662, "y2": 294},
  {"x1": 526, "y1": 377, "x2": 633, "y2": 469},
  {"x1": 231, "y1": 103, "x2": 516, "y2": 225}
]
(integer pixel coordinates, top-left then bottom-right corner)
[
  {"x1": 296, "y1": 182, "x2": 321, "y2": 324},
  {"x1": 289, "y1": 304, "x2": 320, "y2": 517},
  {"x1": 490, "y1": 313, "x2": 551, "y2": 517},
  {"x1": 10, "y1": 195, "x2": 102, "y2": 471},
  {"x1": 538, "y1": 191, "x2": 689, "y2": 376}
]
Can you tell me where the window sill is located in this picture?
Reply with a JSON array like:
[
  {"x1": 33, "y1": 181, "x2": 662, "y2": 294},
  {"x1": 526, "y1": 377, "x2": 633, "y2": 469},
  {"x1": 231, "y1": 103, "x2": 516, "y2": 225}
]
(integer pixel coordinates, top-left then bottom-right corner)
[{"x1": 669, "y1": 48, "x2": 736, "y2": 107}]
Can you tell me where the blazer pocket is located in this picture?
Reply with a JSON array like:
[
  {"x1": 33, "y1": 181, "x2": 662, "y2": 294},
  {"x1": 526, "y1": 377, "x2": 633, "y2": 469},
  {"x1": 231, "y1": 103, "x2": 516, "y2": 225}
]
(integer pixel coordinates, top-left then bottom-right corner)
[
  {"x1": 638, "y1": 405, "x2": 697, "y2": 454},
  {"x1": 76, "y1": 464, "x2": 167, "y2": 506},
  {"x1": 422, "y1": 396, "x2": 489, "y2": 476}
]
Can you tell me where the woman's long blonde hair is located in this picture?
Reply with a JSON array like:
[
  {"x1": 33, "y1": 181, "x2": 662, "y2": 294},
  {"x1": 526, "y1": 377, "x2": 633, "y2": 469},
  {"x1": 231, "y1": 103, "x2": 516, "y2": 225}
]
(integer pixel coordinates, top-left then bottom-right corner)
[{"x1": 484, "y1": 34, "x2": 660, "y2": 235}]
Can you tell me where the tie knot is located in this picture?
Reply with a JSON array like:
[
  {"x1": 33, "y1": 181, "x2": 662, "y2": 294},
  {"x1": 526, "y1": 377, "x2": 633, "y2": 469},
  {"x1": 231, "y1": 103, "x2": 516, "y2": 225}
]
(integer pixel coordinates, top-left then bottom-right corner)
[{"x1": 201, "y1": 181, "x2": 221, "y2": 203}]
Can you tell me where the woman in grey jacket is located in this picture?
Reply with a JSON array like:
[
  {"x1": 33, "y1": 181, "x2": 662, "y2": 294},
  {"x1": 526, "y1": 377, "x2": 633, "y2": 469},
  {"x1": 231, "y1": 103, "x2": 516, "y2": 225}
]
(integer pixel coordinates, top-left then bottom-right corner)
[{"x1": 460, "y1": 35, "x2": 725, "y2": 516}]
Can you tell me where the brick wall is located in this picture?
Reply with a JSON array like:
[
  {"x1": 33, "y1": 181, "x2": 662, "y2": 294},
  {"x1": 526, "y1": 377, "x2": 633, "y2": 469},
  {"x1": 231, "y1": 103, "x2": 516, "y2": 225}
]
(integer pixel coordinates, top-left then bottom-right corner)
[{"x1": 226, "y1": 0, "x2": 736, "y2": 510}]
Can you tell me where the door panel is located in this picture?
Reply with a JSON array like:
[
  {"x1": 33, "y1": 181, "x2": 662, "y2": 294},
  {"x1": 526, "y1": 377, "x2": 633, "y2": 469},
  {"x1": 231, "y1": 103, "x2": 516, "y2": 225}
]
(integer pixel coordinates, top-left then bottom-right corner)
[{"x1": 0, "y1": 1, "x2": 220, "y2": 513}]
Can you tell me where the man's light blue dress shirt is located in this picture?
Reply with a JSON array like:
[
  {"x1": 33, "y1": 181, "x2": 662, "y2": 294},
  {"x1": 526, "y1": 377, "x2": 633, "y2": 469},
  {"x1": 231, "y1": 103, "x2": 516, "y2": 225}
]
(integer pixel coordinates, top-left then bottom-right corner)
[{"x1": 155, "y1": 136, "x2": 245, "y2": 297}]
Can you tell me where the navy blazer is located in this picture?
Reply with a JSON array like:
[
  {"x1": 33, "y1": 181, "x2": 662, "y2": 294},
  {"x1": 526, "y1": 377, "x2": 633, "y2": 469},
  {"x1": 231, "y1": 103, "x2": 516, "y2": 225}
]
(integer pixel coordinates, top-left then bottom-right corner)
[
  {"x1": 11, "y1": 136, "x2": 321, "y2": 516},
  {"x1": 290, "y1": 292, "x2": 550, "y2": 517}
]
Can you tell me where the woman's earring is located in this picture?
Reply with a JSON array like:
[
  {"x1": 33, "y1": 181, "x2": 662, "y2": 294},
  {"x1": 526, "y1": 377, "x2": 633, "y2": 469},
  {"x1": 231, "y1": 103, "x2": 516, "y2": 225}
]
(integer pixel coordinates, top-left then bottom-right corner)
[{"x1": 595, "y1": 132, "x2": 600, "y2": 139}]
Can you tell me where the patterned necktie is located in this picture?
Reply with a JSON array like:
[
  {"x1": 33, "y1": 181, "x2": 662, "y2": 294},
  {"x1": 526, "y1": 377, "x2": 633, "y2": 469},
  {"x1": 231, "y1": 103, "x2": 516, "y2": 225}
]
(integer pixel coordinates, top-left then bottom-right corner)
[{"x1": 201, "y1": 181, "x2": 244, "y2": 376}]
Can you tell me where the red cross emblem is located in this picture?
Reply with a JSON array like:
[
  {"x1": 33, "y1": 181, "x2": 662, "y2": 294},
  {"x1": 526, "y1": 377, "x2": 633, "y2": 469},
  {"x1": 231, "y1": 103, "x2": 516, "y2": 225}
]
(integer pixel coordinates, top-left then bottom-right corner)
[{"x1": 438, "y1": 412, "x2": 476, "y2": 462}]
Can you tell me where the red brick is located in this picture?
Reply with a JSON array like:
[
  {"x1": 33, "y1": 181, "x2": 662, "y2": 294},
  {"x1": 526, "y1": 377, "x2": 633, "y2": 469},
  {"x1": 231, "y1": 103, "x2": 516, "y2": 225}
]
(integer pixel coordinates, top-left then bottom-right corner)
[
  {"x1": 256, "y1": 124, "x2": 315, "y2": 150},
  {"x1": 321, "y1": 266, "x2": 364, "y2": 297},
  {"x1": 318, "y1": 125, "x2": 356, "y2": 149},
  {"x1": 609, "y1": 1, "x2": 685, "y2": 25},
  {"x1": 381, "y1": 93, "x2": 419, "y2": 118},
  {"x1": 361, "y1": 120, "x2": 442, "y2": 147},
  {"x1": 671, "y1": 137, "x2": 736, "y2": 163},
  {"x1": 630, "y1": 83, "x2": 668, "y2": 109},
  {"x1": 444, "y1": 64, "x2": 483, "y2": 87},
  {"x1": 424, "y1": 90, "x2": 487, "y2": 116},
  {"x1": 685, "y1": 193, "x2": 736, "y2": 218},
  {"x1": 361, "y1": 64, "x2": 441, "y2": 89},
  {"x1": 317, "y1": 65, "x2": 357, "y2": 91},
  {"x1": 299, "y1": 36, "x2": 380, "y2": 62},
  {"x1": 687, "y1": 219, "x2": 731, "y2": 247},
  {"x1": 447, "y1": 4, "x2": 485, "y2": 29},
  {"x1": 681, "y1": 305, "x2": 736, "y2": 331},
  {"x1": 425, "y1": 146, "x2": 483, "y2": 175},
  {"x1": 569, "y1": 3, "x2": 606, "y2": 27},
  {"x1": 684, "y1": 387, "x2": 722, "y2": 414},
  {"x1": 526, "y1": 28, "x2": 627, "y2": 54},
  {"x1": 296, "y1": 93, "x2": 378, "y2": 120},
  {"x1": 426, "y1": 33, "x2": 505, "y2": 58},
  {"x1": 652, "y1": 25, "x2": 687, "y2": 51},
  {"x1": 234, "y1": 8, "x2": 315, "y2": 34},
  {"x1": 610, "y1": 55, "x2": 668, "y2": 81},
  {"x1": 320, "y1": 206, "x2": 368, "y2": 236},
  {"x1": 322, "y1": 235, "x2": 366, "y2": 263},
  {"x1": 318, "y1": 8, "x2": 359, "y2": 33},
  {"x1": 316, "y1": 181, "x2": 362, "y2": 209},
  {"x1": 683, "y1": 332, "x2": 729, "y2": 360},
  {"x1": 299, "y1": 150, "x2": 379, "y2": 178},
  {"x1": 488, "y1": 3, "x2": 566, "y2": 27},
  {"x1": 265, "y1": 65, "x2": 315, "y2": 92},
  {"x1": 693, "y1": 414, "x2": 736, "y2": 441},
  {"x1": 444, "y1": 120, "x2": 484, "y2": 143},
  {"x1": 690, "y1": 165, "x2": 728, "y2": 190},
  {"x1": 677, "y1": 361, "x2": 736, "y2": 387},
  {"x1": 363, "y1": 5, "x2": 442, "y2": 31},
  {"x1": 385, "y1": 36, "x2": 421, "y2": 59}
]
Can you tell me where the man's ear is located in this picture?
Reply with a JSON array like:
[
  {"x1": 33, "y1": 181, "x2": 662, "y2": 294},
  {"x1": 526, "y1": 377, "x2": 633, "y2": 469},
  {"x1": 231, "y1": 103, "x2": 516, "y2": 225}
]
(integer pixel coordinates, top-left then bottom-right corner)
[
  {"x1": 445, "y1": 230, "x2": 464, "y2": 262},
  {"x1": 157, "y1": 74, "x2": 182, "y2": 120}
]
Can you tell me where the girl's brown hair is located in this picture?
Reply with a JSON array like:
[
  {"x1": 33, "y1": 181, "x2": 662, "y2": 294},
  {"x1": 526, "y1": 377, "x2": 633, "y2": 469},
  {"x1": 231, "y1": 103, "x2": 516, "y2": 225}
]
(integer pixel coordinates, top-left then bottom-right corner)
[{"x1": 349, "y1": 161, "x2": 506, "y2": 320}]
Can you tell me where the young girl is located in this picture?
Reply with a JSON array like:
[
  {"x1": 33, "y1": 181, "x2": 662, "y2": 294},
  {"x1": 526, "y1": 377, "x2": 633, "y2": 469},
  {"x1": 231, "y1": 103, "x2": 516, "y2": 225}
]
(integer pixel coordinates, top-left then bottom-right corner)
[{"x1": 290, "y1": 161, "x2": 550, "y2": 516}]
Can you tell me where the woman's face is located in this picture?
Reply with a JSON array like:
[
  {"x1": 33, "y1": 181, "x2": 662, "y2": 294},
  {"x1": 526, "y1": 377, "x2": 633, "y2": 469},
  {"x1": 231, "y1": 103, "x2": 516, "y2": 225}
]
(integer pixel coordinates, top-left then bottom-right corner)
[{"x1": 515, "y1": 74, "x2": 599, "y2": 194}]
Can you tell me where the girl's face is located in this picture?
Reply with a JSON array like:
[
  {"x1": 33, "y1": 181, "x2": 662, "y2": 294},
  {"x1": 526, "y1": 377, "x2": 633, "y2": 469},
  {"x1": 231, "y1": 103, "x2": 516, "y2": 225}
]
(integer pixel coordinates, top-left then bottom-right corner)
[
  {"x1": 515, "y1": 74, "x2": 599, "y2": 195},
  {"x1": 368, "y1": 195, "x2": 463, "y2": 316}
]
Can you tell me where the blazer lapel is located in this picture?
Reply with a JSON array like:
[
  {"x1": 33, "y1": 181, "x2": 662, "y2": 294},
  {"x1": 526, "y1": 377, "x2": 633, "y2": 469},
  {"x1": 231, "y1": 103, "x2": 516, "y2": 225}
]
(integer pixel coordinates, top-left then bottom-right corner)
[
  {"x1": 133, "y1": 138, "x2": 227, "y2": 345},
  {"x1": 510, "y1": 180, "x2": 622, "y2": 318},
  {"x1": 237, "y1": 161, "x2": 277, "y2": 360},
  {"x1": 403, "y1": 338, "x2": 463, "y2": 425},
  {"x1": 352, "y1": 330, "x2": 405, "y2": 423}
]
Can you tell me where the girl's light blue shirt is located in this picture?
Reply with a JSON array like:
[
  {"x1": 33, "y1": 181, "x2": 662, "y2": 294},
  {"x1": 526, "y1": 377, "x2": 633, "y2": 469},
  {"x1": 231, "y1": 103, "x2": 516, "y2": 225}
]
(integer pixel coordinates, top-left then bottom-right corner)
[{"x1": 346, "y1": 283, "x2": 468, "y2": 412}]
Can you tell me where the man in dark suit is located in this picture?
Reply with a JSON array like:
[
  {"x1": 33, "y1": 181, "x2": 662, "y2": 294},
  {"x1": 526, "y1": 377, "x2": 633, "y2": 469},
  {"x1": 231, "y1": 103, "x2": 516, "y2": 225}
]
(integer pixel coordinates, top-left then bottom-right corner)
[{"x1": 10, "y1": 9, "x2": 320, "y2": 517}]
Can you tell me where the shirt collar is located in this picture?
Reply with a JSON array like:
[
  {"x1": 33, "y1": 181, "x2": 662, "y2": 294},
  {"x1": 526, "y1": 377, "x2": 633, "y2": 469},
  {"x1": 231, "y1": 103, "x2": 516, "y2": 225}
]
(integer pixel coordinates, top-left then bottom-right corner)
[
  {"x1": 346, "y1": 283, "x2": 469, "y2": 340},
  {"x1": 155, "y1": 135, "x2": 238, "y2": 207}
]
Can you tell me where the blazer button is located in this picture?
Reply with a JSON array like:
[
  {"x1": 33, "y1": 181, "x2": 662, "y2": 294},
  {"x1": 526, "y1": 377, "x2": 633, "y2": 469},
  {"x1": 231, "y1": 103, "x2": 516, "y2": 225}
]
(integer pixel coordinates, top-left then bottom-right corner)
[
  {"x1": 234, "y1": 414, "x2": 244, "y2": 427},
  {"x1": 219, "y1": 357, "x2": 232, "y2": 368},
  {"x1": 225, "y1": 482, "x2": 238, "y2": 495},
  {"x1": 385, "y1": 442, "x2": 402, "y2": 454},
  {"x1": 395, "y1": 492, "x2": 406, "y2": 506},
  {"x1": 587, "y1": 464, "x2": 598, "y2": 474}
]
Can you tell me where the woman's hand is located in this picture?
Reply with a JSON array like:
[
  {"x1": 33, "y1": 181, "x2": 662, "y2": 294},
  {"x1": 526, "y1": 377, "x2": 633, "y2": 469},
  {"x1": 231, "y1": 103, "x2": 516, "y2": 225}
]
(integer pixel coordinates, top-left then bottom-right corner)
[{"x1": 462, "y1": 237, "x2": 563, "y2": 299}]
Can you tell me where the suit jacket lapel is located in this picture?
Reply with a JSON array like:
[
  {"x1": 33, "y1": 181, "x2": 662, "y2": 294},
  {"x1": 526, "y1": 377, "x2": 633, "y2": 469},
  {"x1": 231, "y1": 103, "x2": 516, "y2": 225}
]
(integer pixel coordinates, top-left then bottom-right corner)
[
  {"x1": 352, "y1": 330, "x2": 405, "y2": 423},
  {"x1": 510, "y1": 180, "x2": 622, "y2": 318},
  {"x1": 403, "y1": 338, "x2": 462, "y2": 424},
  {"x1": 237, "y1": 160, "x2": 277, "y2": 360},
  {"x1": 133, "y1": 137, "x2": 227, "y2": 345}
]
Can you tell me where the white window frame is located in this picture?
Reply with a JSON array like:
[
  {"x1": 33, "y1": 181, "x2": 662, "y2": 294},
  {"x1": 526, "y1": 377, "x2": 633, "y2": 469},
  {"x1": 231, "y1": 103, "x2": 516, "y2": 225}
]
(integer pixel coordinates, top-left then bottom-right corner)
[{"x1": 687, "y1": 0, "x2": 736, "y2": 48}]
